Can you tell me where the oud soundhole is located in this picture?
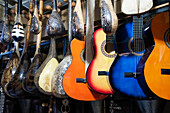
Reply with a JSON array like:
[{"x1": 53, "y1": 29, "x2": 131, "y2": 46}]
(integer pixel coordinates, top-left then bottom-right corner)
[
  {"x1": 164, "y1": 28, "x2": 170, "y2": 48},
  {"x1": 130, "y1": 38, "x2": 145, "y2": 53}
]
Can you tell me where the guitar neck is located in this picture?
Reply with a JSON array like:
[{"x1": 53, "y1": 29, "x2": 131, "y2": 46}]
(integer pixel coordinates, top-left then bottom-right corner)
[{"x1": 133, "y1": 15, "x2": 143, "y2": 39}]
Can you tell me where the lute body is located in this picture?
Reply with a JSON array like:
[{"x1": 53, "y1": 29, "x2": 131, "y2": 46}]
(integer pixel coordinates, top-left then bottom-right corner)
[
  {"x1": 0, "y1": 0, "x2": 12, "y2": 45},
  {"x1": 23, "y1": 0, "x2": 44, "y2": 95},
  {"x1": 1, "y1": 42, "x2": 20, "y2": 90},
  {"x1": 11, "y1": 0, "x2": 25, "y2": 42},
  {"x1": 34, "y1": 0, "x2": 64, "y2": 95},
  {"x1": 31, "y1": 0, "x2": 41, "y2": 34},
  {"x1": 4, "y1": 0, "x2": 33, "y2": 98}
]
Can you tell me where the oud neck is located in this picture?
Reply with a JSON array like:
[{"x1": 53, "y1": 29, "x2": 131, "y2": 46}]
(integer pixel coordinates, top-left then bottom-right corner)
[
  {"x1": 53, "y1": 0, "x2": 57, "y2": 11},
  {"x1": 17, "y1": 0, "x2": 22, "y2": 15},
  {"x1": 49, "y1": 38, "x2": 57, "y2": 57},
  {"x1": 133, "y1": 15, "x2": 143, "y2": 39},
  {"x1": 5, "y1": 0, "x2": 8, "y2": 17}
]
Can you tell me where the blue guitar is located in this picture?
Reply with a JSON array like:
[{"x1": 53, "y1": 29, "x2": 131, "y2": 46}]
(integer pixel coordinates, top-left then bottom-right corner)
[{"x1": 109, "y1": 16, "x2": 149, "y2": 98}]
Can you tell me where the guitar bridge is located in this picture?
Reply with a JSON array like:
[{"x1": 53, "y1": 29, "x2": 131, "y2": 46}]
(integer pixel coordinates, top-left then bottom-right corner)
[
  {"x1": 98, "y1": 71, "x2": 109, "y2": 76},
  {"x1": 124, "y1": 72, "x2": 141, "y2": 78},
  {"x1": 161, "y1": 69, "x2": 170, "y2": 75},
  {"x1": 76, "y1": 78, "x2": 87, "y2": 83}
]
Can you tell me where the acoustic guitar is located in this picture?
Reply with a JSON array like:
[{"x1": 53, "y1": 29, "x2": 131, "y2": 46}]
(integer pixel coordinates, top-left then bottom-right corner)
[
  {"x1": 63, "y1": 0, "x2": 107, "y2": 101},
  {"x1": 121, "y1": 0, "x2": 153, "y2": 14},
  {"x1": 11, "y1": 0, "x2": 25, "y2": 42},
  {"x1": 0, "y1": 0, "x2": 12, "y2": 45},
  {"x1": 23, "y1": 0, "x2": 45, "y2": 95},
  {"x1": 4, "y1": 0, "x2": 33, "y2": 98},
  {"x1": 86, "y1": 0, "x2": 118, "y2": 95},
  {"x1": 109, "y1": 17, "x2": 147, "y2": 98},
  {"x1": 143, "y1": 11, "x2": 170, "y2": 99},
  {"x1": 34, "y1": 0, "x2": 65, "y2": 95}
]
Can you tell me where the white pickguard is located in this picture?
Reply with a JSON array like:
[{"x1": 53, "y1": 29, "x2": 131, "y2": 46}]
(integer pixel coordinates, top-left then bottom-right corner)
[{"x1": 121, "y1": 0, "x2": 153, "y2": 14}]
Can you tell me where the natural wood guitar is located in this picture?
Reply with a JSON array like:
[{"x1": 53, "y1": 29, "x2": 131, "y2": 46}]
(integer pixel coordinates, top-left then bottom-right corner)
[
  {"x1": 86, "y1": 0, "x2": 118, "y2": 95},
  {"x1": 86, "y1": 28, "x2": 117, "y2": 94},
  {"x1": 144, "y1": 11, "x2": 170, "y2": 99}
]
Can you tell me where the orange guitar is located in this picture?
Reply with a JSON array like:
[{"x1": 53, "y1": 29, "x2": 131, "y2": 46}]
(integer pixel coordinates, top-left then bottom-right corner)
[
  {"x1": 144, "y1": 11, "x2": 170, "y2": 100},
  {"x1": 63, "y1": 38, "x2": 108, "y2": 101},
  {"x1": 86, "y1": 28, "x2": 116, "y2": 94}
]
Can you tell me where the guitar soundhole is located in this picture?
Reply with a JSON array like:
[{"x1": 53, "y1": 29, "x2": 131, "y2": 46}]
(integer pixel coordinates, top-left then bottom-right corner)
[
  {"x1": 105, "y1": 41, "x2": 114, "y2": 53},
  {"x1": 131, "y1": 39, "x2": 145, "y2": 53},
  {"x1": 101, "y1": 40, "x2": 116, "y2": 58},
  {"x1": 164, "y1": 28, "x2": 170, "y2": 48}
]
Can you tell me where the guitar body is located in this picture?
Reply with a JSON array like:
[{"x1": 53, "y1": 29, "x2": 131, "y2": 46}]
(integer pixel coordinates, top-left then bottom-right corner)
[
  {"x1": 63, "y1": 38, "x2": 108, "y2": 101},
  {"x1": 144, "y1": 11, "x2": 170, "y2": 99},
  {"x1": 121, "y1": 0, "x2": 153, "y2": 14},
  {"x1": 109, "y1": 22, "x2": 146, "y2": 98},
  {"x1": 86, "y1": 28, "x2": 116, "y2": 94}
]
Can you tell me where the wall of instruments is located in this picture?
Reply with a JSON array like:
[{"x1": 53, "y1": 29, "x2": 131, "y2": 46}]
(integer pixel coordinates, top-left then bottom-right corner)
[{"x1": 0, "y1": 0, "x2": 169, "y2": 113}]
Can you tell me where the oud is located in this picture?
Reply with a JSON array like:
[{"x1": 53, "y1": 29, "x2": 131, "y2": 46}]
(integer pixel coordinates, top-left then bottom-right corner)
[
  {"x1": 0, "y1": 0, "x2": 12, "y2": 45},
  {"x1": 23, "y1": 0, "x2": 45, "y2": 95},
  {"x1": 11, "y1": 0, "x2": 25, "y2": 42},
  {"x1": 4, "y1": 0, "x2": 33, "y2": 98},
  {"x1": 31, "y1": 0, "x2": 41, "y2": 34},
  {"x1": 34, "y1": 0, "x2": 65, "y2": 95}
]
